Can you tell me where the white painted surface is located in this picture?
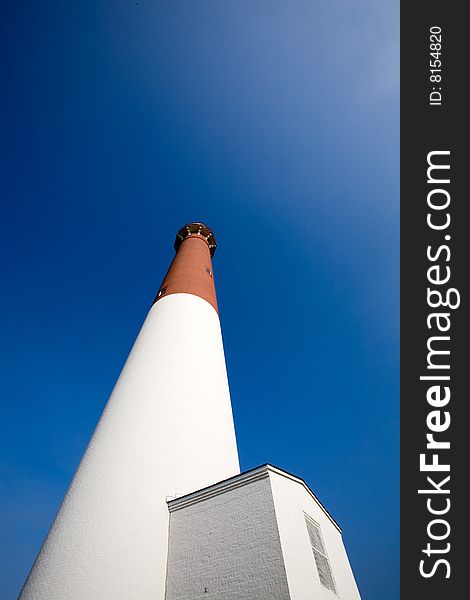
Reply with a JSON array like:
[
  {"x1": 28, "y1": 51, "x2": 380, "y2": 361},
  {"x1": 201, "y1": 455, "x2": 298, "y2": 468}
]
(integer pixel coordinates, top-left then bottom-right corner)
[
  {"x1": 19, "y1": 293, "x2": 240, "y2": 600},
  {"x1": 164, "y1": 465, "x2": 360, "y2": 600},
  {"x1": 269, "y1": 469, "x2": 361, "y2": 600},
  {"x1": 166, "y1": 471, "x2": 290, "y2": 600}
]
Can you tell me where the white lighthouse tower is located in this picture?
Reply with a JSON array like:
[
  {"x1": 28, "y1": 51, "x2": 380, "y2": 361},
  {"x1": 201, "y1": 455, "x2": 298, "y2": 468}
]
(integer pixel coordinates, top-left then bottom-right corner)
[
  {"x1": 20, "y1": 222, "x2": 361, "y2": 600},
  {"x1": 20, "y1": 223, "x2": 240, "y2": 600}
]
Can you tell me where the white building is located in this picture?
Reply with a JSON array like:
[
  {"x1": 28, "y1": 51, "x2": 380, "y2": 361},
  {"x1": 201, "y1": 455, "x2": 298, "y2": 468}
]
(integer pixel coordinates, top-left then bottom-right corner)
[{"x1": 19, "y1": 223, "x2": 361, "y2": 600}]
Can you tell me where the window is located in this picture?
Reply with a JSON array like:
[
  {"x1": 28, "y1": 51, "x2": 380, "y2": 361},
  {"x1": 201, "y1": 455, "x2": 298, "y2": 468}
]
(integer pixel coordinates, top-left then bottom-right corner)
[{"x1": 305, "y1": 516, "x2": 337, "y2": 594}]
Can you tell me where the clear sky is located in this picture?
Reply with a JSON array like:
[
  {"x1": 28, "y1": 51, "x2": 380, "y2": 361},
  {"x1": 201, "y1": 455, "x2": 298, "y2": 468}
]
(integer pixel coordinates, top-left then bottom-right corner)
[{"x1": 0, "y1": 2, "x2": 399, "y2": 598}]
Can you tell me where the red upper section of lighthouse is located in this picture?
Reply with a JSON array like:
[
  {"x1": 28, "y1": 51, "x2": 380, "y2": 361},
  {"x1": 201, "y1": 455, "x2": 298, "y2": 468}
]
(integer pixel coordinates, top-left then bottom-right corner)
[{"x1": 153, "y1": 223, "x2": 219, "y2": 313}]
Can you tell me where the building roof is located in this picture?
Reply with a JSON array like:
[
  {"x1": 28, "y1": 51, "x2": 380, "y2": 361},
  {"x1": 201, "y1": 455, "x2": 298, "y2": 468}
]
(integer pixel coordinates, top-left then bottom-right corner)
[{"x1": 166, "y1": 463, "x2": 342, "y2": 532}]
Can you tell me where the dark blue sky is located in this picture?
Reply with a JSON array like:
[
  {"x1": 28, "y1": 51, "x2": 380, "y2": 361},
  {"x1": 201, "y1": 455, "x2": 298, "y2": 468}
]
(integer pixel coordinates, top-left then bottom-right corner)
[{"x1": 0, "y1": 2, "x2": 399, "y2": 598}]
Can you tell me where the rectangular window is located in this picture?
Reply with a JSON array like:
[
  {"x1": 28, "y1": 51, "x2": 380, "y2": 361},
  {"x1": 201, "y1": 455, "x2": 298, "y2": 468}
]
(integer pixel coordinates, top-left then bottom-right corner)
[{"x1": 305, "y1": 516, "x2": 337, "y2": 594}]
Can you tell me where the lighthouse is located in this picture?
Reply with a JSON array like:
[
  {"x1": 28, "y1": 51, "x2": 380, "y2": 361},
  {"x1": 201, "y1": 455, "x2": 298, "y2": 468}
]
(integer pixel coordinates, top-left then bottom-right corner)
[
  {"x1": 20, "y1": 223, "x2": 361, "y2": 600},
  {"x1": 19, "y1": 223, "x2": 240, "y2": 600}
]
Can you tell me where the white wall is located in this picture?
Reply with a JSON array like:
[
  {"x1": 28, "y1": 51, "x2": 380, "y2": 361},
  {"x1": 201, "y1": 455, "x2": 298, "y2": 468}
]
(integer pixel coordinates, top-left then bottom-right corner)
[
  {"x1": 269, "y1": 469, "x2": 361, "y2": 600},
  {"x1": 19, "y1": 293, "x2": 240, "y2": 600},
  {"x1": 166, "y1": 473, "x2": 290, "y2": 600},
  {"x1": 165, "y1": 465, "x2": 361, "y2": 600}
]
